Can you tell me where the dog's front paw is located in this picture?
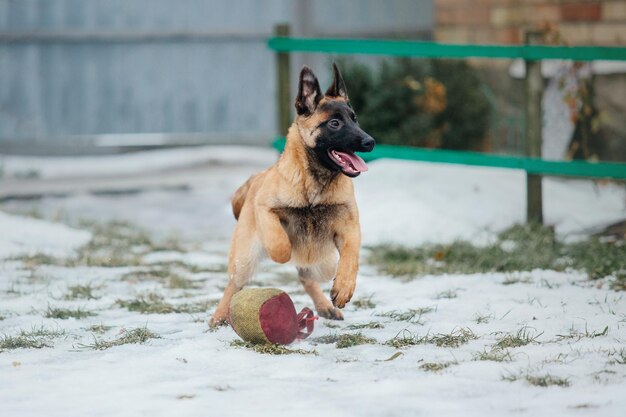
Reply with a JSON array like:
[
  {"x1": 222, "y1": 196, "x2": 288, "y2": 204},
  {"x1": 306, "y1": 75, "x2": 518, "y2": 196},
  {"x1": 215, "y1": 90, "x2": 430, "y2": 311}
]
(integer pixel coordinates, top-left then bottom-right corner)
[
  {"x1": 330, "y1": 278, "x2": 355, "y2": 309},
  {"x1": 209, "y1": 309, "x2": 229, "y2": 328},
  {"x1": 317, "y1": 305, "x2": 344, "y2": 320}
]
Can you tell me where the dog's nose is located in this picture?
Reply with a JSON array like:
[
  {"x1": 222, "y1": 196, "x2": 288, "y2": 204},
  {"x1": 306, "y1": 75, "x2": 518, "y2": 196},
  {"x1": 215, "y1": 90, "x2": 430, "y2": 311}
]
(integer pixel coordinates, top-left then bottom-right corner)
[{"x1": 361, "y1": 136, "x2": 375, "y2": 152}]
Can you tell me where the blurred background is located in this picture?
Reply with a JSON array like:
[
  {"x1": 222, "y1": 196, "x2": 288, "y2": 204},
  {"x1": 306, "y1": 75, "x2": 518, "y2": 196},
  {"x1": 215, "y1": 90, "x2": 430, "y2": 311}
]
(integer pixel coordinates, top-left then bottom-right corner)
[
  {"x1": 0, "y1": 0, "x2": 432, "y2": 154},
  {"x1": 0, "y1": 0, "x2": 625, "y2": 243},
  {"x1": 0, "y1": 0, "x2": 625, "y2": 159}
]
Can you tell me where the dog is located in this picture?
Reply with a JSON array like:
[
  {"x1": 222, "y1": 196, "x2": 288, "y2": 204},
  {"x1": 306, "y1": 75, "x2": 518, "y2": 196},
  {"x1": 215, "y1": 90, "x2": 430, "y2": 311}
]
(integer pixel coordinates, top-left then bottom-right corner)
[{"x1": 210, "y1": 64, "x2": 375, "y2": 326}]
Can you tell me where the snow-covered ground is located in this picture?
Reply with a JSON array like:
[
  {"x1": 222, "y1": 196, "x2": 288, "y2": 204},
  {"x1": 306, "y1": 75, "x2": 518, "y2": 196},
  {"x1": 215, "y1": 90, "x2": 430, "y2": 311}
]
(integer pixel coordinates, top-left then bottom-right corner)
[{"x1": 1, "y1": 147, "x2": 625, "y2": 416}]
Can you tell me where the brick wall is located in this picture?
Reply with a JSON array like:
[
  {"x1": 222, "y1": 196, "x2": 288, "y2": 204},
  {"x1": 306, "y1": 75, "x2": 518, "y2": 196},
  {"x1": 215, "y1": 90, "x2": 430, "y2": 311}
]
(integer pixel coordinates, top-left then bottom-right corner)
[{"x1": 435, "y1": 0, "x2": 626, "y2": 45}]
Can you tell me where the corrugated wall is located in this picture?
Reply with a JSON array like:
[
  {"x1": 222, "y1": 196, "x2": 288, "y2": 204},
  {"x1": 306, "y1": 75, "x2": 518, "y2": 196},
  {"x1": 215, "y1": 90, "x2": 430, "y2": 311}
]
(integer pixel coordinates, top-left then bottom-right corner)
[{"x1": 0, "y1": 0, "x2": 432, "y2": 151}]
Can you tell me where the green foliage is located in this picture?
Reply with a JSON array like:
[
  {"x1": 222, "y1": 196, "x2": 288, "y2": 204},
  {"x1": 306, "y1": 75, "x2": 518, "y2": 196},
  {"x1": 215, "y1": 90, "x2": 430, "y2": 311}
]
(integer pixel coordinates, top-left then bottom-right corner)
[{"x1": 339, "y1": 58, "x2": 491, "y2": 150}]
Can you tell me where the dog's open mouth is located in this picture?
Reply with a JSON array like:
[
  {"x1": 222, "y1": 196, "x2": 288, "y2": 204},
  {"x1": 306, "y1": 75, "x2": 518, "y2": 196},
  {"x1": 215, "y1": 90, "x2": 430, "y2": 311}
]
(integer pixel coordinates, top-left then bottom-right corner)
[{"x1": 328, "y1": 149, "x2": 368, "y2": 177}]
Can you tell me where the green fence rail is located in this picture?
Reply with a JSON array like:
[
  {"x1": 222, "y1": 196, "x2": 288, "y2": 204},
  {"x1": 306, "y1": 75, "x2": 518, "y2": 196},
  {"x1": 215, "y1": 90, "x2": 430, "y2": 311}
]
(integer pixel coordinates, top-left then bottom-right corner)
[
  {"x1": 272, "y1": 138, "x2": 626, "y2": 180},
  {"x1": 268, "y1": 37, "x2": 626, "y2": 61}
]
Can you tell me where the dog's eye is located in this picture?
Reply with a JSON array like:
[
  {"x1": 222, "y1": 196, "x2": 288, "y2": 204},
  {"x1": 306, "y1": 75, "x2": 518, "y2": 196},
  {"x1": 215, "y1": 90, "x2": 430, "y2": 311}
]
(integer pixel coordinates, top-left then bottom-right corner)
[{"x1": 328, "y1": 119, "x2": 342, "y2": 130}]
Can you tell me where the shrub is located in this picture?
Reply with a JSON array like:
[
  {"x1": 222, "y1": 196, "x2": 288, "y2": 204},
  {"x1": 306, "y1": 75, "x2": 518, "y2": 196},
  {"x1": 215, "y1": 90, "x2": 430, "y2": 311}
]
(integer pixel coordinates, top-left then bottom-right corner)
[{"x1": 339, "y1": 58, "x2": 491, "y2": 150}]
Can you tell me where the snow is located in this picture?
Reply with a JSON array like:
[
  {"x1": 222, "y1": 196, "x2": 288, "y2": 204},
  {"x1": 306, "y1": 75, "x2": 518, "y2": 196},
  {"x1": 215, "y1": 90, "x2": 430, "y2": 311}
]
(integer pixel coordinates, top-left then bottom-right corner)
[
  {"x1": 358, "y1": 159, "x2": 625, "y2": 245},
  {"x1": 0, "y1": 146, "x2": 277, "y2": 180},
  {"x1": 1, "y1": 147, "x2": 625, "y2": 417},
  {"x1": 0, "y1": 211, "x2": 91, "y2": 258}
]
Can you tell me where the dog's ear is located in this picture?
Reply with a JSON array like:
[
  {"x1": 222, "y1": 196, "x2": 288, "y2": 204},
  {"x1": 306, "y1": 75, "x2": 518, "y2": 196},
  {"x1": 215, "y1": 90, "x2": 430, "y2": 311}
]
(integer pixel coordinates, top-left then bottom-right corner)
[
  {"x1": 325, "y1": 63, "x2": 348, "y2": 100},
  {"x1": 295, "y1": 66, "x2": 323, "y2": 116}
]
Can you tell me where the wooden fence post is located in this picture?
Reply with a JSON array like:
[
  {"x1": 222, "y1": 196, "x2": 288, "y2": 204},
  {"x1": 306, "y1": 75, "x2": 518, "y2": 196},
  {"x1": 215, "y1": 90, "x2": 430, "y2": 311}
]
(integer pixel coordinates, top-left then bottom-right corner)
[
  {"x1": 274, "y1": 24, "x2": 291, "y2": 137},
  {"x1": 524, "y1": 31, "x2": 544, "y2": 224}
]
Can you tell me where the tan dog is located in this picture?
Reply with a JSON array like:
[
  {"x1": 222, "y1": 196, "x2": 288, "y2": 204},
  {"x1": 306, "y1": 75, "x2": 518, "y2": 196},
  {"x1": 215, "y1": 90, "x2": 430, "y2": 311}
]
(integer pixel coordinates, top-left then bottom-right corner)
[{"x1": 210, "y1": 64, "x2": 375, "y2": 325}]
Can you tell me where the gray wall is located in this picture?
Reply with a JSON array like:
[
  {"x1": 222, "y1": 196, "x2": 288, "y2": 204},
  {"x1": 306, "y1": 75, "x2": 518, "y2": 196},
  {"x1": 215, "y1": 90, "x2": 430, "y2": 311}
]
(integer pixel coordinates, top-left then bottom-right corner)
[{"x1": 0, "y1": 0, "x2": 432, "y2": 151}]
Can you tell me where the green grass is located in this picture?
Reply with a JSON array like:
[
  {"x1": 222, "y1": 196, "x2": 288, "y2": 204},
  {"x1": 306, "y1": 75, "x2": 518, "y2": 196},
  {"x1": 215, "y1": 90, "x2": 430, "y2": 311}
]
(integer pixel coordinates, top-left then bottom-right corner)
[
  {"x1": 45, "y1": 306, "x2": 96, "y2": 320},
  {"x1": 116, "y1": 293, "x2": 211, "y2": 314},
  {"x1": 504, "y1": 372, "x2": 571, "y2": 387},
  {"x1": 367, "y1": 224, "x2": 626, "y2": 282},
  {"x1": 385, "y1": 328, "x2": 476, "y2": 349},
  {"x1": 473, "y1": 312, "x2": 493, "y2": 324},
  {"x1": 13, "y1": 253, "x2": 60, "y2": 269},
  {"x1": 166, "y1": 275, "x2": 202, "y2": 290},
  {"x1": 313, "y1": 332, "x2": 377, "y2": 349},
  {"x1": 494, "y1": 327, "x2": 543, "y2": 349},
  {"x1": 474, "y1": 349, "x2": 513, "y2": 362},
  {"x1": 0, "y1": 326, "x2": 66, "y2": 351},
  {"x1": 351, "y1": 296, "x2": 376, "y2": 309},
  {"x1": 420, "y1": 361, "x2": 456, "y2": 372},
  {"x1": 345, "y1": 322, "x2": 384, "y2": 330},
  {"x1": 80, "y1": 327, "x2": 160, "y2": 350},
  {"x1": 384, "y1": 331, "x2": 427, "y2": 349},
  {"x1": 65, "y1": 284, "x2": 99, "y2": 300},
  {"x1": 230, "y1": 340, "x2": 317, "y2": 355},
  {"x1": 428, "y1": 328, "x2": 477, "y2": 348},
  {"x1": 376, "y1": 306, "x2": 436, "y2": 323},
  {"x1": 555, "y1": 325, "x2": 609, "y2": 341}
]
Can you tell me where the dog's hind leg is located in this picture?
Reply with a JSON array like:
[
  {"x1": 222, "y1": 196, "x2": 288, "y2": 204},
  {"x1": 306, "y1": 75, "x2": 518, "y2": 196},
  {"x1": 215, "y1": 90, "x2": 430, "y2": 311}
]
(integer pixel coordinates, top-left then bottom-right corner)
[
  {"x1": 298, "y1": 259, "x2": 343, "y2": 320},
  {"x1": 210, "y1": 222, "x2": 262, "y2": 327}
]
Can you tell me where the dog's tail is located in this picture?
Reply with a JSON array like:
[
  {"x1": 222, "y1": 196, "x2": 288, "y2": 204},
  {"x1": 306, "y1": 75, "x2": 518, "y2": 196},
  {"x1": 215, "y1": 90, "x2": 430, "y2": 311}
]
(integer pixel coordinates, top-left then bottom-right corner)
[{"x1": 231, "y1": 173, "x2": 261, "y2": 220}]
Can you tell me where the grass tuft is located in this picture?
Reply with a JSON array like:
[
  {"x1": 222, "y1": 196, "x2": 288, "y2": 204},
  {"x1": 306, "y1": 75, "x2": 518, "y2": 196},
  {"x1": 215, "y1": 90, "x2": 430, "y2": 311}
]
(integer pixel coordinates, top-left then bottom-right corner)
[
  {"x1": 80, "y1": 327, "x2": 160, "y2": 350},
  {"x1": 428, "y1": 327, "x2": 477, "y2": 348},
  {"x1": 377, "y1": 307, "x2": 435, "y2": 323},
  {"x1": 230, "y1": 340, "x2": 317, "y2": 355},
  {"x1": 345, "y1": 322, "x2": 384, "y2": 330},
  {"x1": 420, "y1": 361, "x2": 456, "y2": 372},
  {"x1": 504, "y1": 372, "x2": 570, "y2": 387},
  {"x1": 555, "y1": 324, "x2": 608, "y2": 341},
  {"x1": 494, "y1": 327, "x2": 543, "y2": 349},
  {"x1": 45, "y1": 306, "x2": 96, "y2": 320},
  {"x1": 64, "y1": 284, "x2": 99, "y2": 300},
  {"x1": 385, "y1": 328, "x2": 477, "y2": 349},
  {"x1": 0, "y1": 326, "x2": 65, "y2": 351},
  {"x1": 474, "y1": 349, "x2": 513, "y2": 362},
  {"x1": 473, "y1": 312, "x2": 493, "y2": 324},
  {"x1": 351, "y1": 295, "x2": 376, "y2": 309},
  {"x1": 385, "y1": 331, "x2": 427, "y2": 349},
  {"x1": 313, "y1": 332, "x2": 377, "y2": 349}
]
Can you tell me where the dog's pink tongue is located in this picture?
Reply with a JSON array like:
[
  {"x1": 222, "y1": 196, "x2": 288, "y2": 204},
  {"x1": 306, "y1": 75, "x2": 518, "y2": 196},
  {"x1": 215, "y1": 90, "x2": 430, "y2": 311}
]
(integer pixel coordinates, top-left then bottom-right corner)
[{"x1": 337, "y1": 151, "x2": 368, "y2": 172}]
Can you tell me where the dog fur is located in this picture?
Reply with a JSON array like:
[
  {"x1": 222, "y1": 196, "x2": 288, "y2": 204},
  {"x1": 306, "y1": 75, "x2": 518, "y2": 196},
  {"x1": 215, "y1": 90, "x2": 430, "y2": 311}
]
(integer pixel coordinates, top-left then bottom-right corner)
[{"x1": 210, "y1": 64, "x2": 375, "y2": 325}]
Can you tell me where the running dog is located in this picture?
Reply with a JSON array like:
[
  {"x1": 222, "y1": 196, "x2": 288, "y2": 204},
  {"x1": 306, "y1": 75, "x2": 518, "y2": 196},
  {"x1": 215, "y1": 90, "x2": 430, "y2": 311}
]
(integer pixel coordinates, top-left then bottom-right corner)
[{"x1": 211, "y1": 64, "x2": 375, "y2": 325}]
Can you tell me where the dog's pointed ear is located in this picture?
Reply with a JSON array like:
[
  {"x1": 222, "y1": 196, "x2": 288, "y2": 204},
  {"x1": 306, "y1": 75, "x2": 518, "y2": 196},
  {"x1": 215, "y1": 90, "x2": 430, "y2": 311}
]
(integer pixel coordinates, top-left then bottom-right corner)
[
  {"x1": 295, "y1": 66, "x2": 323, "y2": 116},
  {"x1": 325, "y1": 63, "x2": 348, "y2": 100}
]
